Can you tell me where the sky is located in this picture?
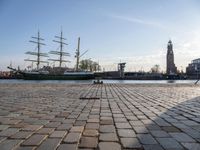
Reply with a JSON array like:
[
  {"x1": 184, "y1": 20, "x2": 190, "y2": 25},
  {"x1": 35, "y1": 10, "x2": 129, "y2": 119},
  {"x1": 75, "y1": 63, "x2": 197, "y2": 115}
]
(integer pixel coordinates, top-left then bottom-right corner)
[{"x1": 1, "y1": 0, "x2": 200, "y2": 72}]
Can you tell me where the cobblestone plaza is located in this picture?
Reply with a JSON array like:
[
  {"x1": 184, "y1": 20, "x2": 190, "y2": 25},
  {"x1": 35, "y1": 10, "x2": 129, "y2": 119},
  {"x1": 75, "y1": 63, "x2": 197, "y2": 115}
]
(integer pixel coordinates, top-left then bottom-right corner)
[{"x1": 0, "y1": 83, "x2": 199, "y2": 150}]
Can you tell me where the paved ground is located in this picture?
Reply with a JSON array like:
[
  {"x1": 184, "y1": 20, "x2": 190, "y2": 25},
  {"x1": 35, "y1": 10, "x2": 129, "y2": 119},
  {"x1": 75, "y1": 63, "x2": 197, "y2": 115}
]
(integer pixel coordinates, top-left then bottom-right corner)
[{"x1": 0, "y1": 83, "x2": 199, "y2": 150}]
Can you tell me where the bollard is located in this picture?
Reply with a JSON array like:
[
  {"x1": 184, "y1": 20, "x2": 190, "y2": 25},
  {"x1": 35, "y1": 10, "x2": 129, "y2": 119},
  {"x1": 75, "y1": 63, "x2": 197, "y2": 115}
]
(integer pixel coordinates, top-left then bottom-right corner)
[{"x1": 93, "y1": 77, "x2": 103, "y2": 84}]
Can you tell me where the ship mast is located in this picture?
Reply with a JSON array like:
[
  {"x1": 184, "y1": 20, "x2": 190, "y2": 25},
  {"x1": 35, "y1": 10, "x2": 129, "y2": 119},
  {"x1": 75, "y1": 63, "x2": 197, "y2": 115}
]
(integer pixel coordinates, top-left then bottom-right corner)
[
  {"x1": 75, "y1": 37, "x2": 88, "y2": 71},
  {"x1": 75, "y1": 37, "x2": 80, "y2": 71},
  {"x1": 25, "y1": 31, "x2": 48, "y2": 70},
  {"x1": 49, "y1": 30, "x2": 70, "y2": 67}
]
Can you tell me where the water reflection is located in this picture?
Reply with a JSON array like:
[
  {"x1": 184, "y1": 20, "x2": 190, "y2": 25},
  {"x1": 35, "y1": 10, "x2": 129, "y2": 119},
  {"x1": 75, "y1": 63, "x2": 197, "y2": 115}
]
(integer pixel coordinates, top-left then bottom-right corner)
[
  {"x1": 167, "y1": 80, "x2": 175, "y2": 83},
  {"x1": 0, "y1": 79, "x2": 197, "y2": 84}
]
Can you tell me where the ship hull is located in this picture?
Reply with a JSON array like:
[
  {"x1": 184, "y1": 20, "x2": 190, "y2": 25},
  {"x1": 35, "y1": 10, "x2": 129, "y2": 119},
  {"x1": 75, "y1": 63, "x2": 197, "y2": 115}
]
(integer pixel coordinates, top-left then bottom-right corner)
[{"x1": 22, "y1": 73, "x2": 95, "y2": 80}]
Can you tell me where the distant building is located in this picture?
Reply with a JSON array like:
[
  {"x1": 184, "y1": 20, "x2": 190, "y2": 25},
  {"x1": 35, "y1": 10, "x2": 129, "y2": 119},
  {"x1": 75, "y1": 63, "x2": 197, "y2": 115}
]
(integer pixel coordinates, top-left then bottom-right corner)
[
  {"x1": 166, "y1": 40, "x2": 177, "y2": 75},
  {"x1": 186, "y1": 58, "x2": 200, "y2": 77},
  {"x1": 118, "y1": 63, "x2": 126, "y2": 78}
]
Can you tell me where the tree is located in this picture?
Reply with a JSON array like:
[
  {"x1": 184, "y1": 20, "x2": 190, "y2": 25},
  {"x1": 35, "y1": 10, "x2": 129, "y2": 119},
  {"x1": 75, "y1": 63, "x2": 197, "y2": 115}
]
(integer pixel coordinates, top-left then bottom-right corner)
[
  {"x1": 151, "y1": 64, "x2": 160, "y2": 73},
  {"x1": 79, "y1": 59, "x2": 101, "y2": 72}
]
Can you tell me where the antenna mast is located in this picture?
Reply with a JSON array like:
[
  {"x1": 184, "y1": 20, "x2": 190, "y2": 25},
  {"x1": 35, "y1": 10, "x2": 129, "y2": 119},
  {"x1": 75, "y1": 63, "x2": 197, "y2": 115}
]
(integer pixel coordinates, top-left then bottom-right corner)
[
  {"x1": 24, "y1": 31, "x2": 48, "y2": 70},
  {"x1": 49, "y1": 30, "x2": 70, "y2": 67}
]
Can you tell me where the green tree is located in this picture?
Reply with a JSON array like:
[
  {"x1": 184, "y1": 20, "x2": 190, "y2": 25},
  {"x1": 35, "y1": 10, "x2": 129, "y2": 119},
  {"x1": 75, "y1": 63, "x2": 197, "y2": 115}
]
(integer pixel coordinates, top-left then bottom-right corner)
[
  {"x1": 79, "y1": 59, "x2": 101, "y2": 72},
  {"x1": 151, "y1": 64, "x2": 160, "y2": 73}
]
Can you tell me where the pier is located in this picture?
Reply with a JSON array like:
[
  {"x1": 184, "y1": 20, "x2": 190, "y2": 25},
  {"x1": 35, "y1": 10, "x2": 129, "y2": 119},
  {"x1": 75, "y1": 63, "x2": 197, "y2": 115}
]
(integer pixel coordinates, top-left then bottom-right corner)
[{"x1": 0, "y1": 83, "x2": 199, "y2": 150}]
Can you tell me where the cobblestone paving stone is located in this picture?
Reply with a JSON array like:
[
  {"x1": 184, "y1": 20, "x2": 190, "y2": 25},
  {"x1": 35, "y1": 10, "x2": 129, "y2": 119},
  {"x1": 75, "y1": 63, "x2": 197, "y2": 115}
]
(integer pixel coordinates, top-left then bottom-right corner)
[{"x1": 0, "y1": 83, "x2": 200, "y2": 150}]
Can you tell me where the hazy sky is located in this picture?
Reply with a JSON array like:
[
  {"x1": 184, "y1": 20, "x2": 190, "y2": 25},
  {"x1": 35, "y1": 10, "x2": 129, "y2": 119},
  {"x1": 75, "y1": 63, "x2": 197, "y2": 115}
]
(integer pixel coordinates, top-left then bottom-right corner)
[{"x1": 1, "y1": 0, "x2": 200, "y2": 71}]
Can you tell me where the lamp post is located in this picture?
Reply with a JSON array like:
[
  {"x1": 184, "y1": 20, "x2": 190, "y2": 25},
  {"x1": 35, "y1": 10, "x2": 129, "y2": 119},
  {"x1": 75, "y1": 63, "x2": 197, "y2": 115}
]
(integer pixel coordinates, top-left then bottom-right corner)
[
  {"x1": 194, "y1": 64, "x2": 199, "y2": 84},
  {"x1": 195, "y1": 64, "x2": 198, "y2": 79},
  {"x1": 88, "y1": 58, "x2": 91, "y2": 72}
]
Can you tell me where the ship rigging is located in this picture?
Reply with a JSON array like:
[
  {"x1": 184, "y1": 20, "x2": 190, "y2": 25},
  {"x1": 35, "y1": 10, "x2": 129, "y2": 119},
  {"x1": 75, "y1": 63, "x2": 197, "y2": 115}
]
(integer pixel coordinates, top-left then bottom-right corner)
[
  {"x1": 49, "y1": 30, "x2": 70, "y2": 67},
  {"x1": 24, "y1": 31, "x2": 48, "y2": 70}
]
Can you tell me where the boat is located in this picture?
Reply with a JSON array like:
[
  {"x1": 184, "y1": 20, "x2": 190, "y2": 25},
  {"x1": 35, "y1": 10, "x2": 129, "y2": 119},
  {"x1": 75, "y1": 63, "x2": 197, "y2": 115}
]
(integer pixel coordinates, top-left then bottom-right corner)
[
  {"x1": 20, "y1": 71, "x2": 94, "y2": 80},
  {"x1": 8, "y1": 31, "x2": 95, "y2": 80}
]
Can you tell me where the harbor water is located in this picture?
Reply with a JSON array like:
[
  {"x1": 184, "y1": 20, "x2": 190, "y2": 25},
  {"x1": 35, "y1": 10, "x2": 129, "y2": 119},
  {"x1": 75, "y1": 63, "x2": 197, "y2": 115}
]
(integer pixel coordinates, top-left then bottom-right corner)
[{"x1": 0, "y1": 79, "x2": 197, "y2": 84}]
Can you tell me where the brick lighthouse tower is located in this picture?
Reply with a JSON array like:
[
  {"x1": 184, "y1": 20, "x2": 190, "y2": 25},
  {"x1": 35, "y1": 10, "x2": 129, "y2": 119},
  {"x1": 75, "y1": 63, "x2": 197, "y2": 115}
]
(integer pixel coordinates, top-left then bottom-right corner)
[{"x1": 166, "y1": 40, "x2": 177, "y2": 75}]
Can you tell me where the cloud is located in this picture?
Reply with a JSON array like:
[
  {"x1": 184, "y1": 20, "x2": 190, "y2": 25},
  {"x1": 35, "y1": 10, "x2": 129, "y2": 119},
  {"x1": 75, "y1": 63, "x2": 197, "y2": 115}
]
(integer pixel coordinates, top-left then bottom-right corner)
[
  {"x1": 174, "y1": 30, "x2": 200, "y2": 70},
  {"x1": 108, "y1": 14, "x2": 166, "y2": 29},
  {"x1": 95, "y1": 51, "x2": 166, "y2": 72},
  {"x1": 97, "y1": 29, "x2": 200, "y2": 72}
]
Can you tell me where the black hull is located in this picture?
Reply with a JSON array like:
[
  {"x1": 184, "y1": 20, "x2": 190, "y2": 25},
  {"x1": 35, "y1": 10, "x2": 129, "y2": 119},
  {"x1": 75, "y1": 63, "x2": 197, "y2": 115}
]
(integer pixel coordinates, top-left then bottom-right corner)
[{"x1": 22, "y1": 73, "x2": 95, "y2": 80}]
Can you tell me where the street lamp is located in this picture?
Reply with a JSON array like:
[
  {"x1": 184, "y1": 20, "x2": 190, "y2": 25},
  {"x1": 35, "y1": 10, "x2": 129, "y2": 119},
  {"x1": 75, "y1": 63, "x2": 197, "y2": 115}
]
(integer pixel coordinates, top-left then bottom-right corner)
[
  {"x1": 194, "y1": 64, "x2": 199, "y2": 84},
  {"x1": 195, "y1": 64, "x2": 198, "y2": 79}
]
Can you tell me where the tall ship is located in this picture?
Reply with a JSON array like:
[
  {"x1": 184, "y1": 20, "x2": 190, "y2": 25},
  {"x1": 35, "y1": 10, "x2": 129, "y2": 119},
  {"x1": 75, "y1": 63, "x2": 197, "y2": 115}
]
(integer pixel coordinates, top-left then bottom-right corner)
[{"x1": 8, "y1": 31, "x2": 95, "y2": 80}]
